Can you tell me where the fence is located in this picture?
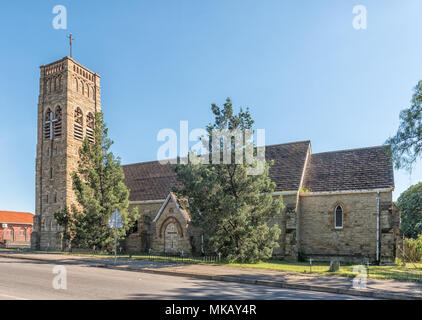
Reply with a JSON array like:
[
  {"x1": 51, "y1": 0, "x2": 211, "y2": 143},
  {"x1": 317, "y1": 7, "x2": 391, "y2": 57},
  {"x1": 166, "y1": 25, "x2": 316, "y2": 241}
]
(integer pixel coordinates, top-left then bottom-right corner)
[{"x1": 127, "y1": 252, "x2": 222, "y2": 264}]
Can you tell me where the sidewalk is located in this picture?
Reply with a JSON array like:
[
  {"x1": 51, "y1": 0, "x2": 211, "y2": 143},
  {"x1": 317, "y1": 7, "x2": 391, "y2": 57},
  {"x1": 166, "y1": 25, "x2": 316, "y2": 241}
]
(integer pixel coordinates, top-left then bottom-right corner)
[{"x1": 1, "y1": 251, "x2": 421, "y2": 300}]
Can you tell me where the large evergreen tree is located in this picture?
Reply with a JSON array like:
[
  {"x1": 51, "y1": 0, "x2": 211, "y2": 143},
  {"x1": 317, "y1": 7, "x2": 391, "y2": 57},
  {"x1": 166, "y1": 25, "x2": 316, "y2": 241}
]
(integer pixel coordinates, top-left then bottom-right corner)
[
  {"x1": 387, "y1": 81, "x2": 422, "y2": 170},
  {"x1": 397, "y1": 182, "x2": 422, "y2": 239},
  {"x1": 55, "y1": 112, "x2": 139, "y2": 251},
  {"x1": 173, "y1": 98, "x2": 283, "y2": 263}
]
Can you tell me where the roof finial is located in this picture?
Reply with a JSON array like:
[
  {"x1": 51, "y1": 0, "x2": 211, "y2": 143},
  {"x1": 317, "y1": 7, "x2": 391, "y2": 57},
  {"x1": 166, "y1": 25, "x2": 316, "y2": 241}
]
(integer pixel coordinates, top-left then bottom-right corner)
[{"x1": 67, "y1": 34, "x2": 74, "y2": 58}]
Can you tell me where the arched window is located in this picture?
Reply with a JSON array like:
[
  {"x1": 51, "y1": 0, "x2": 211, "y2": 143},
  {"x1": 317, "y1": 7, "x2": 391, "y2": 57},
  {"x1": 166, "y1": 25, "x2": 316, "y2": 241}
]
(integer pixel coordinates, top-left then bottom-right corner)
[
  {"x1": 54, "y1": 106, "x2": 62, "y2": 139},
  {"x1": 86, "y1": 112, "x2": 95, "y2": 143},
  {"x1": 44, "y1": 108, "x2": 52, "y2": 140},
  {"x1": 335, "y1": 205, "x2": 343, "y2": 229},
  {"x1": 74, "y1": 108, "x2": 84, "y2": 141}
]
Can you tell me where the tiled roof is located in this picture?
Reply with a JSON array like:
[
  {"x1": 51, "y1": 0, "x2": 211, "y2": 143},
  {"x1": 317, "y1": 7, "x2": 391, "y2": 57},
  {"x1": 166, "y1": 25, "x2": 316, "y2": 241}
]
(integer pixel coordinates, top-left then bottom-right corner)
[
  {"x1": 123, "y1": 142, "x2": 394, "y2": 202},
  {"x1": 123, "y1": 141, "x2": 311, "y2": 201},
  {"x1": 302, "y1": 146, "x2": 394, "y2": 192},
  {"x1": 0, "y1": 211, "x2": 34, "y2": 224},
  {"x1": 123, "y1": 161, "x2": 181, "y2": 202}
]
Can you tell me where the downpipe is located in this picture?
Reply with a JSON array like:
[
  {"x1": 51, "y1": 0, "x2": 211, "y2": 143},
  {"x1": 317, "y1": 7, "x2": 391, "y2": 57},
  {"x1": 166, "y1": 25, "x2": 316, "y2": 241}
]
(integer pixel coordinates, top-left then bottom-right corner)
[{"x1": 376, "y1": 191, "x2": 380, "y2": 264}]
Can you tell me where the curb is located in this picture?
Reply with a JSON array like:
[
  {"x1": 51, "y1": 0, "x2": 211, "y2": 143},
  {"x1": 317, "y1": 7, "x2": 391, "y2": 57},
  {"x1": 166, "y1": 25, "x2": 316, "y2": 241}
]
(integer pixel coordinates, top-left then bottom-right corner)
[{"x1": 1, "y1": 253, "x2": 420, "y2": 300}]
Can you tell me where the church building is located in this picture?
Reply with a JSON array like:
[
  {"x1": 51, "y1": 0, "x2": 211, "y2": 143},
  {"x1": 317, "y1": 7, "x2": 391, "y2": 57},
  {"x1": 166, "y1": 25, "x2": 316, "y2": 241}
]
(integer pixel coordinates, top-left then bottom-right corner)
[{"x1": 32, "y1": 57, "x2": 402, "y2": 264}]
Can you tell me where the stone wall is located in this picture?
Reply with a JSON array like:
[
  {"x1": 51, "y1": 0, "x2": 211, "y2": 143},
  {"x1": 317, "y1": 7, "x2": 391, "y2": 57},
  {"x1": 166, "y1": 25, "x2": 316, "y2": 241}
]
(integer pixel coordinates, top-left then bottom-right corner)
[
  {"x1": 298, "y1": 191, "x2": 394, "y2": 263},
  {"x1": 151, "y1": 199, "x2": 193, "y2": 254},
  {"x1": 124, "y1": 202, "x2": 163, "y2": 252},
  {"x1": 124, "y1": 200, "x2": 202, "y2": 255},
  {"x1": 267, "y1": 194, "x2": 298, "y2": 260}
]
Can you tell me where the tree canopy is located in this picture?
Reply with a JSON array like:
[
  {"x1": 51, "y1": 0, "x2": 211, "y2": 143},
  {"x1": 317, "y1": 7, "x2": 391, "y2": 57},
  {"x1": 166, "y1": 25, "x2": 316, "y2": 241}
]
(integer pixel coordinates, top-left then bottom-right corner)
[
  {"x1": 387, "y1": 81, "x2": 422, "y2": 171},
  {"x1": 173, "y1": 98, "x2": 283, "y2": 263},
  {"x1": 397, "y1": 182, "x2": 422, "y2": 239}
]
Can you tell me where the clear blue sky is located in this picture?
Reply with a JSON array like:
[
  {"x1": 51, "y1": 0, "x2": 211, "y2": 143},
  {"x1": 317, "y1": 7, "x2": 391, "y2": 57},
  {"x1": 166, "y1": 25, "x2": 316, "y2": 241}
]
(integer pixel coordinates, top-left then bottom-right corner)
[{"x1": 0, "y1": 0, "x2": 421, "y2": 213}]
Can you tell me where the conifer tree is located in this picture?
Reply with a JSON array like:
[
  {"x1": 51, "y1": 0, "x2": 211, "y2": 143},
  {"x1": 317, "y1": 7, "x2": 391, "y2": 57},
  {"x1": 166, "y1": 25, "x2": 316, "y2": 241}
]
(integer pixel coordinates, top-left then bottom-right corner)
[
  {"x1": 55, "y1": 112, "x2": 138, "y2": 251},
  {"x1": 173, "y1": 98, "x2": 283, "y2": 262}
]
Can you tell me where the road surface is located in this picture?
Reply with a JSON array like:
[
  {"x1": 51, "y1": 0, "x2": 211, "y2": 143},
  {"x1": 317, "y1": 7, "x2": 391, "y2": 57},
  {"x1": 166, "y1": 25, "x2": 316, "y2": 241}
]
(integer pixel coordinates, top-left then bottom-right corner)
[{"x1": 0, "y1": 257, "x2": 369, "y2": 300}]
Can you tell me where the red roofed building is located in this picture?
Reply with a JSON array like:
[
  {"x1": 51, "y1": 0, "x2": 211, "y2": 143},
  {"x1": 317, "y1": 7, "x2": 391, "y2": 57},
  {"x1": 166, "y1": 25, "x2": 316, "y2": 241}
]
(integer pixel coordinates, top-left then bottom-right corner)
[{"x1": 0, "y1": 211, "x2": 34, "y2": 248}]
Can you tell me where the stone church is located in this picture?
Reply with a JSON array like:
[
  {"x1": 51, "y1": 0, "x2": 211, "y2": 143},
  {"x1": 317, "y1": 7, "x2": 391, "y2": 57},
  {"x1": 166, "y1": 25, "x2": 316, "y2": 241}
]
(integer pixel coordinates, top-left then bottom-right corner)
[{"x1": 31, "y1": 57, "x2": 402, "y2": 263}]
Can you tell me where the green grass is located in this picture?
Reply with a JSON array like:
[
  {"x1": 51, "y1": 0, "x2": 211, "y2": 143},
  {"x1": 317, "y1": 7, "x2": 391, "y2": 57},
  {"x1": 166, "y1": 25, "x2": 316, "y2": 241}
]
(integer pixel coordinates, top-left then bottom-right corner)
[
  {"x1": 225, "y1": 259, "x2": 422, "y2": 282},
  {"x1": 2, "y1": 248, "x2": 422, "y2": 282}
]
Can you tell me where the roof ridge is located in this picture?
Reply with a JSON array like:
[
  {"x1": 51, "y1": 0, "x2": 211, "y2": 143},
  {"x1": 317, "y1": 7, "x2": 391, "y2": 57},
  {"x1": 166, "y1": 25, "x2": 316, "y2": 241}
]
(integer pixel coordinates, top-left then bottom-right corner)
[
  {"x1": 122, "y1": 140, "x2": 311, "y2": 167},
  {"x1": 0, "y1": 211, "x2": 34, "y2": 215},
  {"x1": 264, "y1": 140, "x2": 311, "y2": 148},
  {"x1": 312, "y1": 145, "x2": 390, "y2": 156}
]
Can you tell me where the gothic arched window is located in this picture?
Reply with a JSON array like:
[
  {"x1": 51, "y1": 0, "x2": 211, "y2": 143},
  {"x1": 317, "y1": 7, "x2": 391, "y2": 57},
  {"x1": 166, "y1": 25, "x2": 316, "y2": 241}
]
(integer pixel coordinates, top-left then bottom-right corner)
[
  {"x1": 86, "y1": 112, "x2": 95, "y2": 143},
  {"x1": 54, "y1": 106, "x2": 62, "y2": 139},
  {"x1": 44, "y1": 108, "x2": 52, "y2": 140},
  {"x1": 335, "y1": 205, "x2": 343, "y2": 229},
  {"x1": 74, "y1": 107, "x2": 84, "y2": 141}
]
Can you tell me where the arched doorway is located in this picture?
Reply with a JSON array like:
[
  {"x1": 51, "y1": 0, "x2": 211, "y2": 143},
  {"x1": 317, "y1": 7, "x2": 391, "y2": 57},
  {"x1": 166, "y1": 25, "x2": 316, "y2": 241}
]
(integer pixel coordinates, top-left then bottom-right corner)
[{"x1": 164, "y1": 223, "x2": 180, "y2": 254}]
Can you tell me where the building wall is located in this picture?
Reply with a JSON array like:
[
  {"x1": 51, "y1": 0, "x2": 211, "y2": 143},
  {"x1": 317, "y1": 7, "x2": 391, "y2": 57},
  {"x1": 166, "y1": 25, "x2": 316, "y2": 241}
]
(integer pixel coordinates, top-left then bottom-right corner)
[
  {"x1": 267, "y1": 194, "x2": 298, "y2": 260},
  {"x1": 151, "y1": 200, "x2": 193, "y2": 254},
  {"x1": 124, "y1": 202, "x2": 163, "y2": 252},
  {"x1": 298, "y1": 191, "x2": 394, "y2": 263},
  {"x1": 33, "y1": 57, "x2": 101, "y2": 251},
  {"x1": 124, "y1": 200, "x2": 201, "y2": 255},
  {"x1": 0, "y1": 224, "x2": 33, "y2": 248},
  {"x1": 123, "y1": 191, "x2": 400, "y2": 263}
]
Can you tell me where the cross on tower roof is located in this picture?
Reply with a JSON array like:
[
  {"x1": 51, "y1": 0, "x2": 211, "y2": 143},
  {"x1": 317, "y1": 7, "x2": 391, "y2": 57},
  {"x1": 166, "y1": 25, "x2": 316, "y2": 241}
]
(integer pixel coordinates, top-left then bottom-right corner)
[{"x1": 67, "y1": 34, "x2": 74, "y2": 58}]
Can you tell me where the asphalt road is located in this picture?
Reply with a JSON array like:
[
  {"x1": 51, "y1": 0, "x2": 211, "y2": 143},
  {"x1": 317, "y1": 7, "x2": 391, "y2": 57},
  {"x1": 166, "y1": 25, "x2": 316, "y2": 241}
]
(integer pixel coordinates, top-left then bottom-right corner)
[{"x1": 0, "y1": 257, "x2": 369, "y2": 300}]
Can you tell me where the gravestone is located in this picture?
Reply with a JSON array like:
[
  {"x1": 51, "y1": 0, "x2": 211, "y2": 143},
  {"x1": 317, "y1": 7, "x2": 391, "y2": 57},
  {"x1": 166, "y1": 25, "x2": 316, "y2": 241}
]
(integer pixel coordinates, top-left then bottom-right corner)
[{"x1": 329, "y1": 260, "x2": 340, "y2": 272}]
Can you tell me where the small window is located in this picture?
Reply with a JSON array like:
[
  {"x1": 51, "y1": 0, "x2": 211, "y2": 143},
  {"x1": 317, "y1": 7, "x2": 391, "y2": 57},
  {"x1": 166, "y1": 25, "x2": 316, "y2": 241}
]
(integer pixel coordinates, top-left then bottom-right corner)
[{"x1": 335, "y1": 205, "x2": 343, "y2": 229}]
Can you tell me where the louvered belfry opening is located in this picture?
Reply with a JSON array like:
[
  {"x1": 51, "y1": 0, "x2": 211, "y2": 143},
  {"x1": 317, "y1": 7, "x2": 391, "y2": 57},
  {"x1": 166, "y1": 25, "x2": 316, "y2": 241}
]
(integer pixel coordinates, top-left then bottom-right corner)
[
  {"x1": 54, "y1": 106, "x2": 62, "y2": 139},
  {"x1": 44, "y1": 108, "x2": 52, "y2": 140},
  {"x1": 86, "y1": 112, "x2": 95, "y2": 143},
  {"x1": 74, "y1": 107, "x2": 84, "y2": 141}
]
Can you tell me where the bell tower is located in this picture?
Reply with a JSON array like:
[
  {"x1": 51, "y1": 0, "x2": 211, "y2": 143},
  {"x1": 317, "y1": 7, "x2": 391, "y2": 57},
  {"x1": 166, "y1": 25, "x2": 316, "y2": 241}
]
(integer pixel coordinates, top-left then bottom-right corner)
[{"x1": 32, "y1": 57, "x2": 101, "y2": 250}]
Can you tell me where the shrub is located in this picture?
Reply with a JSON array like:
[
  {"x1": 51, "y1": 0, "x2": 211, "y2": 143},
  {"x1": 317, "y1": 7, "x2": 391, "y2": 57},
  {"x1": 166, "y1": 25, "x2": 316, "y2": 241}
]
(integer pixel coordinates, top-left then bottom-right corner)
[{"x1": 403, "y1": 235, "x2": 422, "y2": 262}]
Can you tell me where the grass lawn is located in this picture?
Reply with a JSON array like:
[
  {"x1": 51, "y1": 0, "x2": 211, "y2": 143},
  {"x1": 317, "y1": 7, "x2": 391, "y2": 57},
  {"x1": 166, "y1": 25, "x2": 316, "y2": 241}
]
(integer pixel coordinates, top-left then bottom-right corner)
[
  {"x1": 225, "y1": 260, "x2": 422, "y2": 282},
  {"x1": 2, "y1": 248, "x2": 422, "y2": 282}
]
